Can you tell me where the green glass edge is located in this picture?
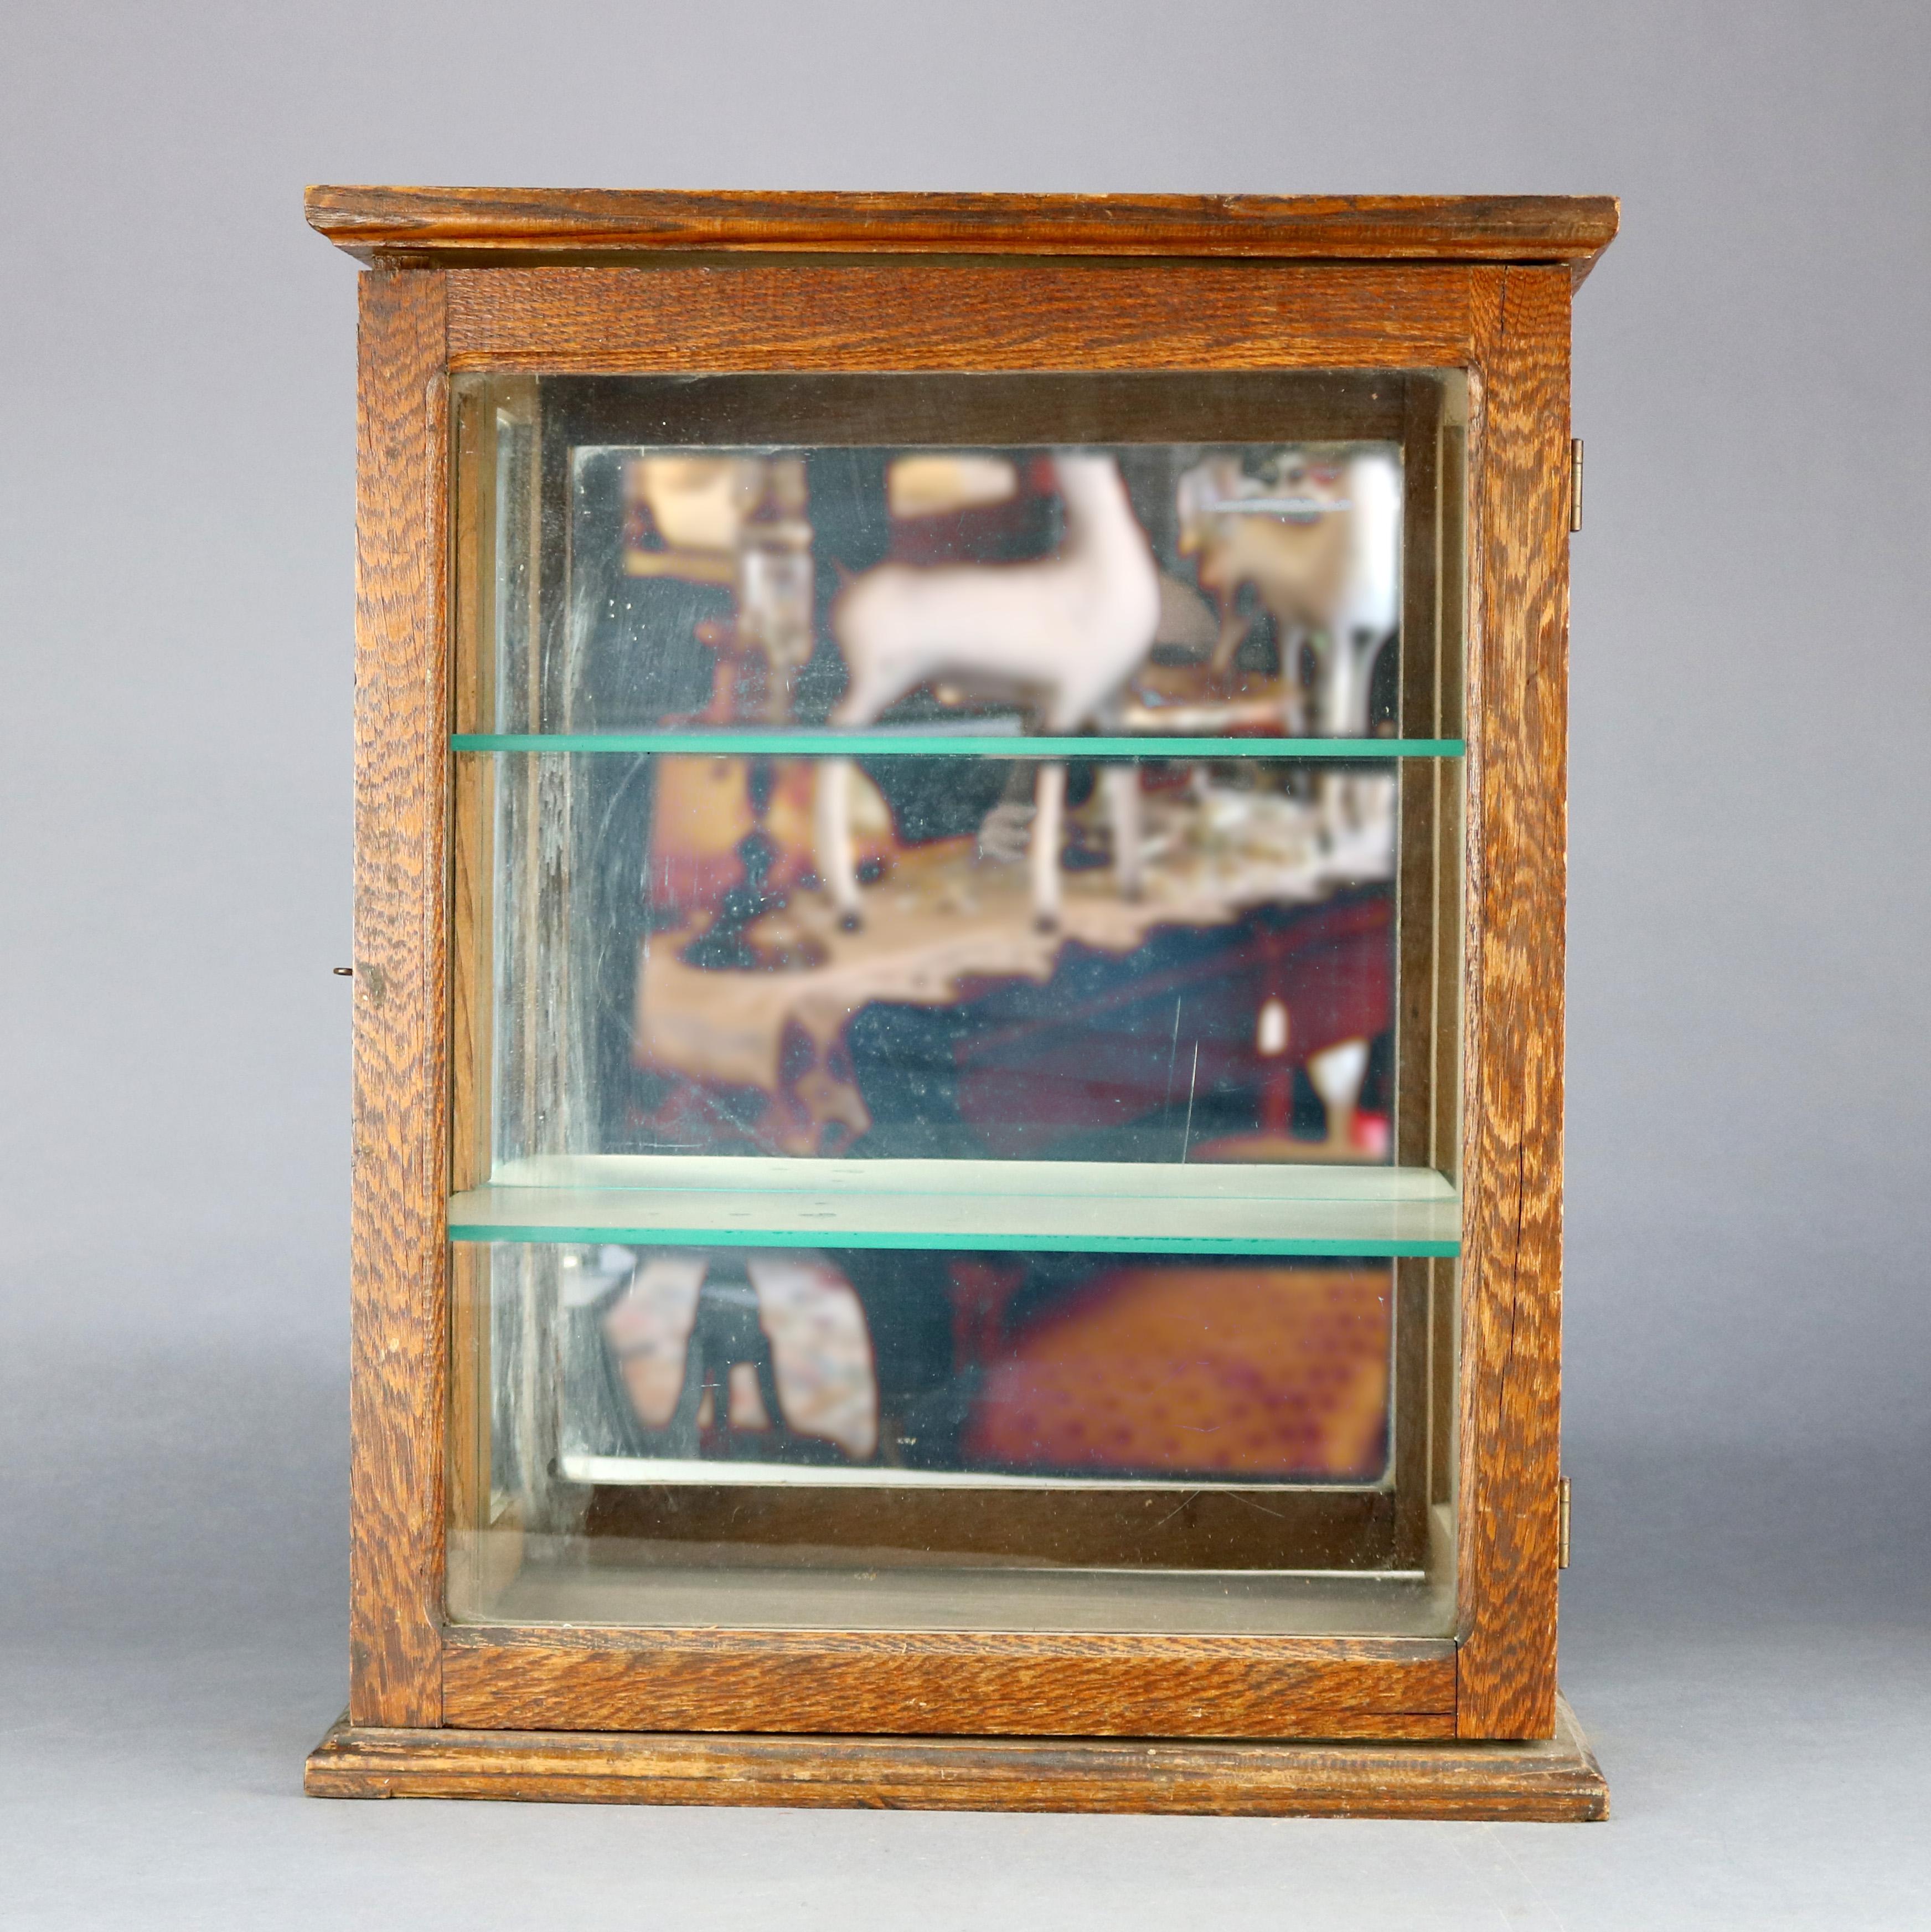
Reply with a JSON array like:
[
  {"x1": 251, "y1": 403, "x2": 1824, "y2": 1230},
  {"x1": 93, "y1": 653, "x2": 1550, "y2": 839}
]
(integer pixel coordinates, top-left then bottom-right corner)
[
  {"x1": 447, "y1": 1224, "x2": 1459, "y2": 1258},
  {"x1": 450, "y1": 732, "x2": 1465, "y2": 760}
]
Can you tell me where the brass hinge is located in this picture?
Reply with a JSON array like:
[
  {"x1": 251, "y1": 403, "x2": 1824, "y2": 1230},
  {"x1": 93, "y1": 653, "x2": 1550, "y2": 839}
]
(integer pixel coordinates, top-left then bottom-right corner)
[
  {"x1": 1557, "y1": 1476, "x2": 1572, "y2": 1569},
  {"x1": 1569, "y1": 439, "x2": 1584, "y2": 532}
]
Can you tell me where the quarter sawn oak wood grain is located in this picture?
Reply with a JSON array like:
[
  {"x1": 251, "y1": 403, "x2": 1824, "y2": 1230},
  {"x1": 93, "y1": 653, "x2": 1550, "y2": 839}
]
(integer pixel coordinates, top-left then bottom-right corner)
[
  {"x1": 349, "y1": 269, "x2": 451, "y2": 1727},
  {"x1": 311, "y1": 192, "x2": 1612, "y2": 1795},
  {"x1": 444, "y1": 262, "x2": 1473, "y2": 374},
  {"x1": 305, "y1": 1695, "x2": 1607, "y2": 1818},
  {"x1": 306, "y1": 187, "x2": 1619, "y2": 285},
  {"x1": 1455, "y1": 266, "x2": 1573, "y2": 1738},
  {"x1": 440, "y1": 1627, "x2": 1456, "y2": 1740}
]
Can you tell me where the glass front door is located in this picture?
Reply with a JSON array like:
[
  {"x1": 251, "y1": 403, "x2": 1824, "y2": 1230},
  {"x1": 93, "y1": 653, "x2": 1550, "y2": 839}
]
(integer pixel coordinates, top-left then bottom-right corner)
[{"x1": 446, "y1": 369, "x2": 1466, "y2": 1635}]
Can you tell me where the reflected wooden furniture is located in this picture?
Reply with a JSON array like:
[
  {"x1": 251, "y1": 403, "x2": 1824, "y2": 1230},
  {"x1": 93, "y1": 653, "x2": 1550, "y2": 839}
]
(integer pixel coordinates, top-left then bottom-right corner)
[{"x1": 305, "y1": 187, "x2": 1617, "y2": 1817}]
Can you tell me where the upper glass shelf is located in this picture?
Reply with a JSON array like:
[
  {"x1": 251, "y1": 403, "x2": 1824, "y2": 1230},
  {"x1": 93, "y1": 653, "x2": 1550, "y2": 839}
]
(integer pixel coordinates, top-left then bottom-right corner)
[
  {"x1": 452, "y1": 732, "x2": 1464, "y2": 758},
  {"x1": 448, "y1": 1155, "x2": 1459, "y2": 1256}
]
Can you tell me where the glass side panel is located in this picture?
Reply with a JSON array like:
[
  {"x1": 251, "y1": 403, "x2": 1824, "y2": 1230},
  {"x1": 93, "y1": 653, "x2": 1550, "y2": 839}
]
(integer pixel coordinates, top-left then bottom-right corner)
[{"x1": 448, "y1": 1238, "x2": 1459, "y2": 1634}]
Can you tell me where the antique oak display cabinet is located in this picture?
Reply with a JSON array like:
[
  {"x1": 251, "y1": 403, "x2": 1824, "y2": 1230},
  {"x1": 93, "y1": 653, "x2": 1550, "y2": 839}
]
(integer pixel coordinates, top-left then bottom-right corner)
[{"x1": 303, "y1": 188, "x2": 1617, "y2": 1817}]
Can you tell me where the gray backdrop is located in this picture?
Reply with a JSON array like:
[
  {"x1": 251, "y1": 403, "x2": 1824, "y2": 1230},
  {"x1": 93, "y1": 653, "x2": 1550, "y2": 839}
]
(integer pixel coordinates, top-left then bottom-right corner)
[{"x1": 2, "y1": 3, "x2": 1925, "y2": 1924}]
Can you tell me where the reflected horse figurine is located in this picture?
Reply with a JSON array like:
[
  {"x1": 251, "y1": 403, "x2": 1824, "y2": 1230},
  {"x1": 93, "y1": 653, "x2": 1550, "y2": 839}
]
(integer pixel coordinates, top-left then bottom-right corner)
[{"x1": 814, "y1": 451, "x2": 1162, "y2": 931}]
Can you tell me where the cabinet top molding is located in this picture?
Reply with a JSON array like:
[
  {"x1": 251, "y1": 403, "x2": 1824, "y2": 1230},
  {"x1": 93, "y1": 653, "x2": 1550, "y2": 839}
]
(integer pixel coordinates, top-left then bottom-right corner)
[{"x1": 305, "y1": 187, "x2": 1619, "y2": 283}]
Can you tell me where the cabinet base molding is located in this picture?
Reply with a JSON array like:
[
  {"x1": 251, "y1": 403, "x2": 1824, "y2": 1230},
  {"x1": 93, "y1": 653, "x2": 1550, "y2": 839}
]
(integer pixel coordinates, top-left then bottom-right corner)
[{"x1": 306, "y1": 1694, "x2": 1605, "y2": 1820}]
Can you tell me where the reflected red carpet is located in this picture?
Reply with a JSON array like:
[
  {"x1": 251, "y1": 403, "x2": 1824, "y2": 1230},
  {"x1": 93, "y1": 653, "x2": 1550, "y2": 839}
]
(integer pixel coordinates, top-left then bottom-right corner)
[{"x1": 963, "y1": 1265, "x2": 1391, "y2": 1479}]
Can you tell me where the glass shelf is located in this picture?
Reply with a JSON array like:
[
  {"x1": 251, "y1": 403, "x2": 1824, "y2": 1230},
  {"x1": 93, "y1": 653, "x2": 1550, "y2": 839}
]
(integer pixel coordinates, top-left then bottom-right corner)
[
  {"x1": 452, "y1": 732, "x2": 1464, "y2": 759},
  {"x1": 447, "y1": 1155, "x2": 1459, "y2": 1256}
]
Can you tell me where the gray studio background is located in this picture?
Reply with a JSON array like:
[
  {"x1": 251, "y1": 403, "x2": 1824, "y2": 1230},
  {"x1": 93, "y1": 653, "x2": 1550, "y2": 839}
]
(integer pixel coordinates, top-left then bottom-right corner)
[{"x1": 2, "y1": 3, "x2": 1925, "y2": 1925}]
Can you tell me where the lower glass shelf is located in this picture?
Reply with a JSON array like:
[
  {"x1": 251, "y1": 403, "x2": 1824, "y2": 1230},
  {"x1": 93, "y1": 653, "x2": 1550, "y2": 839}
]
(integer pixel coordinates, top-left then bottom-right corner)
[{"x1": 447, "y1": 1156, "x2": 1459, "y2": 1257}]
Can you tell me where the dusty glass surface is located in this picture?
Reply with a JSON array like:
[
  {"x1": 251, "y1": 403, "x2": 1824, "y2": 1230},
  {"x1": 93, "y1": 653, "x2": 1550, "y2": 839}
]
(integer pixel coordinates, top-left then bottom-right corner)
[{"x1": 447, "y1": 372, "x2": 1467, "y2": 1631}]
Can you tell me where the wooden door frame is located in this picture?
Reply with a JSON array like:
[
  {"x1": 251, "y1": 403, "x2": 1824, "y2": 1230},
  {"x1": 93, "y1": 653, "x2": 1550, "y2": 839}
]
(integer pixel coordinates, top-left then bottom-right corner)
[{"x1": 345, "y1": 251, "x2": 1573, "y2": 1743}]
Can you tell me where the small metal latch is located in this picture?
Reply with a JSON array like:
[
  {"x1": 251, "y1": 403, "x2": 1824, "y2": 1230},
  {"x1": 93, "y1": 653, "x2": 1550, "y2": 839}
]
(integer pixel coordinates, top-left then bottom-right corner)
[
  {"x1": 1569, "y1": 439, "x2": 1584, "y2": 533},
  {"x1": 332, "y1": 966, "x2": 354, "y2": 977},
  {"x1": 1557, "y1": 1476, "x2": 1572, "y2": 1570}
]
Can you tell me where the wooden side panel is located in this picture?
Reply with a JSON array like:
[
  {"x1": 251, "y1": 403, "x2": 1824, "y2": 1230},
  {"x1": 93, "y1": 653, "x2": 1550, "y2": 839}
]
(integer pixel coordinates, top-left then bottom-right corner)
[
  {"x1": 349, "y1": 269, "x2": 450, "y2": 1727},
  {"x1": 1455, "y1": 267, "x2": 1572, "y2": 1737},
  {"x1": 306, "y1": 1694, "x2": 1607, "y2": 1819},
  {"x1": 444, "y1": 262, "x2": 1475, "y2": 374},
  {"x1": 441, "y1": 1629, "x2": 1456, "y2": 1741}
]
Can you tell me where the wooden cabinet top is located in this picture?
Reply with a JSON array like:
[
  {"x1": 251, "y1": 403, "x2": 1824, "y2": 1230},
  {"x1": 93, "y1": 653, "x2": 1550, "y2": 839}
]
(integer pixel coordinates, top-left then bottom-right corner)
[{"x1": 306, "y1": 187, "x2": 1619, "y2": 283}]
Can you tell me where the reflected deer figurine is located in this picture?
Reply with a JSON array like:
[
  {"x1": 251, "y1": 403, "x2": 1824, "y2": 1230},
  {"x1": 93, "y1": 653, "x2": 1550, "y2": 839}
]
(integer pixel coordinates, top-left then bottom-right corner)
[{"x1": 814, "y1": 452, "x2": 1162, "y2": 930}]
